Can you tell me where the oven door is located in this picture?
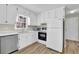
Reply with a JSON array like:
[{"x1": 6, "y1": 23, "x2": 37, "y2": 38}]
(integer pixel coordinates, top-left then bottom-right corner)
[{"x1": 38, "y1": 32, "x2": 46, "y2": 41}]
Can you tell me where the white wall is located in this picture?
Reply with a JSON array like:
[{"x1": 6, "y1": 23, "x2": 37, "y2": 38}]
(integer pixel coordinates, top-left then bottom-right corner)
[{"x1": 65, "y1": 16, "x2": 79, "y2": 41}]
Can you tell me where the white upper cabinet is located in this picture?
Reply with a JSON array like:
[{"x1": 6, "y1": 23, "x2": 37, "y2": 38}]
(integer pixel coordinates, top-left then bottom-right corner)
[
  {"x1": 39, "y1": 13, "x2": 44, "y2": 23},
  {"x1": 37, "y1": 13, "x2": 41, "y2": 23},
  {"x1": 42, "y1": 12, "x2": 47, "y2": 23},
  {"x1": 37, "y1": 14, "x2": 41, "y2": 25},
  {"x1": 7, "y1": 5, "x2": 17, "y2": 24},
  {"x1": 47, "y1": 18, "x2": 63, "y2": 28},
  {"x1": 29, "y1": 13, "x2": 37, "y2": 25},
  {"x1": 55, "y1": 7, "x2": 65, "y2": 19},
  {"x1": 37, "y1": 12, "x2": 47, "y2": 25},
  {"x1": 46, "y1": 9, "x2": 56, "y2": 19},
  {"x1": 37, "y1": 9, "x2": 56, "y2": 24},
  {"x1": 0, "y1": 4, "x2": 17, "y2": 24},
  {"x1": 46, "y1": 7, "x2": 65, "y2": 19},
  {"x1": 18, "y1": 7, "x2": 25, "y2": 15},
  {"x1": 0, "y1": 5, "x2": 6, "y2": 24},
  {"x1": 37, "y1": 7, "x2": 65, "y2": 24},
  {"x1": 0, "y1": 5, "x2": 3, "y2": 23}
]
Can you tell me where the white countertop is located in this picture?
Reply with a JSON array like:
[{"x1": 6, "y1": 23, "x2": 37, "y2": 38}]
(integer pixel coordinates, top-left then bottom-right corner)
[
  {"x1": 0, "y1": 30, "x2": 38, "y2": 36},
  {"x1": 0, "y1": 32, "x2": 18, "y2": 36}
]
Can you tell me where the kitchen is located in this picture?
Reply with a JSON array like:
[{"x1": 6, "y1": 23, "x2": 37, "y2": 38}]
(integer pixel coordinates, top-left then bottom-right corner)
[{"x1": 0, "y1": 4, "x2": 79, "y2": 54}]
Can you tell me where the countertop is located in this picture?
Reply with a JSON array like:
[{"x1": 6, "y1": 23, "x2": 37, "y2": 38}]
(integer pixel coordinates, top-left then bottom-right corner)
[
  {"x1": 0, "y1": 32, "x2": 18, "y2": 36},
  {"x1": 0, "y1": 30, "x2": 38, "y2": 36}
]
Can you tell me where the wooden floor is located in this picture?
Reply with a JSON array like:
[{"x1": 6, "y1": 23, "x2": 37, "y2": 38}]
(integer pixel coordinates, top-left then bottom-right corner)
[
  {"x1": 14, "y1": 42, "x2": 59, "y2": 54},
  {"x1": 64, "y1": 40, "x2": 79, "y2": 54},
  {"x1": 13, "y1": 40, "x2": 79, "y2": 54}
]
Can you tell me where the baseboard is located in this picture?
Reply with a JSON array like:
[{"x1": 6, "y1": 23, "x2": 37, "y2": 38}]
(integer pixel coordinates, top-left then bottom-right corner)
[
  {"x1": 66, "y1": 39, "x2": 79, "y2": 42},
  {"x1": 18, "y1": 42, "x2": 38, "y2": 52},
  {"x1": 47, "y1": 47, "x2": 64, "y2": 54}
]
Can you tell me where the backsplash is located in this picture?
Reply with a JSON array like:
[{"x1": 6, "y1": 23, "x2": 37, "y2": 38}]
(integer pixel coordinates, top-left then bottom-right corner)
[
  {"x1": 0, "y1": 24, "x2": 15, "y2": 32},
  {"x1": 0, "y1": 24, "x2": 38, "y2": 32}
]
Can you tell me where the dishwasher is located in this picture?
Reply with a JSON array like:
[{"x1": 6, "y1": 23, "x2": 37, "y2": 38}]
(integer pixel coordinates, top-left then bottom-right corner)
[{"x1": 0, "y1": 34, "x2": 18, "y2": 54}]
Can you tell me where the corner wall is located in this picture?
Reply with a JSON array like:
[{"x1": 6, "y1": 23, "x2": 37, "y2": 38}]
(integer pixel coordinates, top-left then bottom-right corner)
[{"x1": 65, "y1": 16, "x2": 79, "y2": 41}]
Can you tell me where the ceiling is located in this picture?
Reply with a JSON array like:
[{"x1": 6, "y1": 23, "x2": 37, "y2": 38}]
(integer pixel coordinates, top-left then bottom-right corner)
[{"x1": 20, "y1": 4, "x2": 79, "y2": 14}]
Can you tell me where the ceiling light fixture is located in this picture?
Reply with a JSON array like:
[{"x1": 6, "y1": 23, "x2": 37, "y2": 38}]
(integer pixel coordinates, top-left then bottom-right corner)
[{"x1": 70, "y1": 9, "x2": 77, "y2": 14}]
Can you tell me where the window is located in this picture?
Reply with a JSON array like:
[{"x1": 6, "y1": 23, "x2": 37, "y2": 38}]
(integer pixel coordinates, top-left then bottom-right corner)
[{"x1": 15, "y1": 14, "x2": 30, "y2": 29}]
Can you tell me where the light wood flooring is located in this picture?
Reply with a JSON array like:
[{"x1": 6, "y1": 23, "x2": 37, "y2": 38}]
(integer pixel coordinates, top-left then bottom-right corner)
[
  {"x1": 14, "y1": 40, "x2": 79, "y2": 54},
  {"x1": 14, "y1": 42, "x2": 59, "y2": 54},
  {"x1": 64, "y1": 40, "x2": 79, "y2": 54}
]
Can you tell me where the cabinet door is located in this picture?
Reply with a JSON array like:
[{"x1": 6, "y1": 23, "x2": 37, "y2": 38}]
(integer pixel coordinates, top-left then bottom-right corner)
[
  {"x1": 47, "y1": 28, "x2": 63, "y2": 52},
  {"x1": 55, "y1": 7, "x2": 65, "y2": 18},
  {"x1": 44, "y1": 10, "x2": 56, "y2": 24},
  {"x1": 18, "y1": 7, "x2": 24, "y2": 15},
  {"x1": 30, "y1": 32, "x2": 37, "y2": 42},
  {"x1": 0, "y1": 5, "x2": 17, "y2": 24},
  {"x1": 18, "y1": 34, "x2": 29, "y2": 49},
  {"x1": 44, "y1": 12, "x2": 48, "y2": 23},
  {"x1": 47, "y1": 10, "x2": 56, "y2": 19},
  {"x1": 37, "y1": 13, "x2": 45, "y2": 24},
  {"x1": 1, "y1": 5, "x2": 7, "y2": 24},
  {"x1": 39, "y1": 13, "x2": 44, "y2": 23},
  {"x1": 0, "y1": 5, "x2": 4, "y2": 23},
  {"x1": 18, "y1": 32, "x2": 37, "y2": 50},
  {"x1": 7, "y1": 5, "x2": 17, "y2": 24},
  {"x1": 37, "y1": 14, "x2": 42, "y2": 25},
  {"x1": 30, "y1": 13, "x2": 37, "y2": 25},
  {"x1": 47, "y1": 18, "x2": 63, "y2": 28},
  {"x1": 18, "y1": 33, "x2": 34, "y2": 49}
]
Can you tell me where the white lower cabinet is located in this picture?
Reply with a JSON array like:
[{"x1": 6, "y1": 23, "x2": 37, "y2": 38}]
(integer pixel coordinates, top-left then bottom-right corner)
[{"x1": 18, "y1": 32, "x2": 37, "y2": 50}]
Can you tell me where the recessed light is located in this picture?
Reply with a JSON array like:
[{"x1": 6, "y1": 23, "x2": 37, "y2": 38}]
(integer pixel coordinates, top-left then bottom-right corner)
[{"x1": 70, "y1": 9, "x2": 77, "y2": 14}]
